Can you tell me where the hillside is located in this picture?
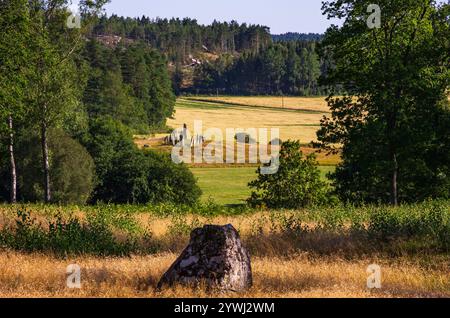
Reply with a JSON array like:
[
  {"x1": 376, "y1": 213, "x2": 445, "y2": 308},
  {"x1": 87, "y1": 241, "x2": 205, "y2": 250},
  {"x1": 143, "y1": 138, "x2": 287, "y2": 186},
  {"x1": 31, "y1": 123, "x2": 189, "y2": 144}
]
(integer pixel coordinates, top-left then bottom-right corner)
[{"x1": 90, "y1": 16, "x2": 331, "y2": 96}]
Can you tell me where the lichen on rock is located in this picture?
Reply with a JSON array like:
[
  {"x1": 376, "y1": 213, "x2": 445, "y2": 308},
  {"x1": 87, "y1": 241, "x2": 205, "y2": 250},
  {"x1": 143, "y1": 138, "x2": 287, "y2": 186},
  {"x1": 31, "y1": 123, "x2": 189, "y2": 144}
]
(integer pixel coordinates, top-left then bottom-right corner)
[{"x1": 156, "y1": 224, "x2": 252, "y2": 292}]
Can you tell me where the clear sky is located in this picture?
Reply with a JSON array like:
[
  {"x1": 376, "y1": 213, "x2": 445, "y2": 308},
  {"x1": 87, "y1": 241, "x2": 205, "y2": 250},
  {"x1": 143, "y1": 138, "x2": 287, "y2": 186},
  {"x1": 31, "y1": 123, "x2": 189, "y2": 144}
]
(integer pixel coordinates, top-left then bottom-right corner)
[{"x1": 100, "y1": 0, "x2": 338, "y2": 34}]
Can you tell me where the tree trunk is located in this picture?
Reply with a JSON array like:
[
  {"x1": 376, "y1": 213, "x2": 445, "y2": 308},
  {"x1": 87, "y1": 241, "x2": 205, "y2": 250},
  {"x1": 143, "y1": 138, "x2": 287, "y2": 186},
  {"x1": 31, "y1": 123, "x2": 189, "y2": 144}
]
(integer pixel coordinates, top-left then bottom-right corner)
[
  {"x1": 388, "y1": 91, "x2": 401, "y2": 206},
  {"x1": 41, "y1": 121, "x2": 51, "y2": 203},
  {"x1": 390, "y1": 151, "x2": 398, "y2": 206},
  {"x1": 8, "y1": 115, "x2": 17, "y2": 203}
]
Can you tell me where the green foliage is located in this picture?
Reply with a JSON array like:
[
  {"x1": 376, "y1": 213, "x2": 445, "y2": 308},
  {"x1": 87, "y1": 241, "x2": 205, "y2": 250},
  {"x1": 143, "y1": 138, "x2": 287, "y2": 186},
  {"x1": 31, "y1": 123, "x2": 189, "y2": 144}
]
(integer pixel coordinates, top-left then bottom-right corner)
[
  {"x1": 0, "y1": 0, "x2": 30, "y2": 129},
  {"x1": 248, "y1": 140, "x2": 332, "y2": 209},
  {"x1": 82, "y1": 40, "x2": 175, "y2": 132},
  {"x1": 82, "y1": 118, "x2": 201, "y2": 205},
  {"x1": 143, "y1": 150, "x2": 202, "y2": 205},
  {"x1": 82, "y1": 118, "x2": 147, "y2": 203},
  {"x1": 255, "y1": 200, "x2": 450, "y2": 252},
  {"x1": 0, "y1": 200, "x2": 447, "y2": 256},
  {"x1": 320, "y1": 94, "x2": 450, "y2": 205},
  {"x1": 366, "y1": 201, "x2": 450, "y2": 249},
  {"x1": 272, "y1": 33, "x2": 323, "y2": 42},
  {"x1": 193, "y1": 41, "x2": 325, "y2": 96},
  {"x1": 167, "y1": 214, "x2": 202, "y2": 237},
  {"x1": 48, "y1": 130, "x2": 95, "y2": 204},
  {"x1": 90, "y1": 16, "x2": 330, "y2": 96},
  {"x1": 317, "y1": 0, "x2": 450, "y2": 204},
  {"x1": 92, "y1": 17, "x2": 272, "y2": 62},
  {"x1": 0, "y1": 209, "x2": 153, "y2": 256},
  {"x1": 0, "y1": 129, "x2": 95, "y2": 204},
  {"x1": 0, "y1": 1, "x2": 188, "y2": 206}
]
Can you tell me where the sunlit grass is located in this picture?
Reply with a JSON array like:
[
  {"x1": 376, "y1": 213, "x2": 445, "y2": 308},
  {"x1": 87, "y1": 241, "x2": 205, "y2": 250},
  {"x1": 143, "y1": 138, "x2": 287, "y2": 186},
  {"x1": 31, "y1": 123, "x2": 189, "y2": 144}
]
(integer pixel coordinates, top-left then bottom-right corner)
[{"x1": 191, "y1": 166, "x2": 335, "y2": 205}]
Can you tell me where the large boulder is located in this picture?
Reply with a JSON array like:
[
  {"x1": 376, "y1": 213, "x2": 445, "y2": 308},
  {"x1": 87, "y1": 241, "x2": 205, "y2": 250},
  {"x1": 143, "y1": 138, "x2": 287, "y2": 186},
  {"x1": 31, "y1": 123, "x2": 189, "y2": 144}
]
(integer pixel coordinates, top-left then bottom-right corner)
[{"x1": 157, "y1": 224, "x2": 252, "y2": 292}]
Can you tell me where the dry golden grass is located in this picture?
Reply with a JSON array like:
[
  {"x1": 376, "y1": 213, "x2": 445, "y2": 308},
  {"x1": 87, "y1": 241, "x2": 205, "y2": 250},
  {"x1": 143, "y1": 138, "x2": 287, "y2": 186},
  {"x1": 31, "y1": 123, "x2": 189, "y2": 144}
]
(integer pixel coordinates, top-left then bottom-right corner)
[
  {"x1": 168, "y1": 98, "x2": 327, "y2": 143},
  {"x1": 134, "y1": 136, "x2": 340, "y2": 166},
  {"x1": 0, "y1": 210, "x2": 448, "y2": 298},
  {"x1": 0, "y1": 250, "x2": 448, "y2": 298},
  {"x1": 190, "y1": 96, "x2": 330, "y2": 112}
]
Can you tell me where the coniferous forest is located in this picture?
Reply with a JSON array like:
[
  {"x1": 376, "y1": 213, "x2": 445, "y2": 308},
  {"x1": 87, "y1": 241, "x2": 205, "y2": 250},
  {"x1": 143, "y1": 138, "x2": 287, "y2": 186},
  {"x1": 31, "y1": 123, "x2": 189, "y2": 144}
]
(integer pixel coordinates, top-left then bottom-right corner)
[
  {"x1": 89, "y1": 15, "x2": 330, "y2": 96},
  {"x1": 0, "y1": 4, "x2": 331, "y2": 206}
]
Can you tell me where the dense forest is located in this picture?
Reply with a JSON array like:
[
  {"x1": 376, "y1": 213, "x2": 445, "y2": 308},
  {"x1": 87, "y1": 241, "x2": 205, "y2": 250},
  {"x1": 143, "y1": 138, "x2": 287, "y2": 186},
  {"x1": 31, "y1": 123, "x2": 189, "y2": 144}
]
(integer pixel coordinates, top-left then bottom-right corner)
[
  {"x1": 0, "y1": 0, "x2": 199, "y2": 205},
  {"x1": 91, "y1": 16, "x2": 273, "y2": 62},
  {"x1": 89, "y1": 16, "x2": 329, "y2": 96},
  {"x1": 272, "y1": 32, "x2": 324, "y2": 42},
  {"x1": 191, "y1": 41, "x2": 328, "y2": 96},
  {"x1": 82, "y1": 40, "x2": 175, "y2": 133}
]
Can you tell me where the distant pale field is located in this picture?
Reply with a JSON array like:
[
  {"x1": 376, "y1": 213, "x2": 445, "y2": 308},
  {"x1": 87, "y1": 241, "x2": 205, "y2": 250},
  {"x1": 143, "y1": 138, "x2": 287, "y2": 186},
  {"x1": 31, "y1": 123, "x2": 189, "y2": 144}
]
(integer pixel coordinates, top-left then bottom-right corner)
[
  {"x1": 191, "y1": 166, "x2": 335, "y2": 205},
  {"x1": 167, "y1": 98, "x2": 329, "y2": 143},
  {"x1": 189, "y1": 96, "x2": 331, "y2": 112}
]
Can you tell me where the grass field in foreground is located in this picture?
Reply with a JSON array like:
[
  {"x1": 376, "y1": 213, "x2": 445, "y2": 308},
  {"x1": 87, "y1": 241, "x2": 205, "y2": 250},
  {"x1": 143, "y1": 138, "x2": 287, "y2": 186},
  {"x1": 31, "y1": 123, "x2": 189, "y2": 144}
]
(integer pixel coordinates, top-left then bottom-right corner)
[
  {"x1": 191, "y1": 166, "x2": 335, "y2": 205},
  {"x1": 0, "y1": 201, "x2": 448, "y2": 298},
  {"x1": 1, "y1": 250, "x2": 448, "y2": 298}
]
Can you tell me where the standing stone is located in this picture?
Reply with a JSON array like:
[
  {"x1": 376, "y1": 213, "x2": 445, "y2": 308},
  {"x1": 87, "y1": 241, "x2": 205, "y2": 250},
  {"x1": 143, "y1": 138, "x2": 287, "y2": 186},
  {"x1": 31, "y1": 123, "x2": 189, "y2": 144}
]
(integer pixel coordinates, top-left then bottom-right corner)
[{"x1": 157, "y1": 224, "x2": 252, "y2": 292}]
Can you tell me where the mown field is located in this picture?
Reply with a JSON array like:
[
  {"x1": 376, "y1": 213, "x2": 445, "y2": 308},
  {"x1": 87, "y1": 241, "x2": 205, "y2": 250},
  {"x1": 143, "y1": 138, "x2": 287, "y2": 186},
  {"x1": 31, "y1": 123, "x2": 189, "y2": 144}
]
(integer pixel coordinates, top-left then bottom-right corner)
[
  {"x1": 0, "y1": 201, "x2": 448, "y2": 297},
  {"x1": 167, "y1": 97, "x2": 331, "y2": 144},
  {"x1": 187, "y1": 96, "x2": 331, "y2": 112},
  {"x1": 136, "y1": 96, "x2": 340, "y2": 204}
]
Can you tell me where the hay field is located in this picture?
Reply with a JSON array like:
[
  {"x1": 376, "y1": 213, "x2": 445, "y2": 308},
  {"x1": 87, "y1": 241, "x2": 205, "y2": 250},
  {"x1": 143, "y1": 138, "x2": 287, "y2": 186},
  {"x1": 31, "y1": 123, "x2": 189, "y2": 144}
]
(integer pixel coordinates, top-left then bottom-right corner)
[
  {"x1": 188, "y1": 96, "x2": 330, "y2": 112},
  {"x1": 167, "y1": 98, "x2": 329, "y2": 143},
  {"x1": 136, "y1": 96, "x2": 340, "y2": 205},
  {"x1": 136, "y1": 96, "x2": 340, "y2": 165}
]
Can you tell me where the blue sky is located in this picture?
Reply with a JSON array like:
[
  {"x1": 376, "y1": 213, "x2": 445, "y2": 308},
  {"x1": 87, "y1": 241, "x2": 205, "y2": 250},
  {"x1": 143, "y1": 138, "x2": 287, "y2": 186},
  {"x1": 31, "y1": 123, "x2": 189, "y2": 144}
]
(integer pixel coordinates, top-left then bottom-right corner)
[{"x1": 98, "y1": 0, "x2": 338, "y2": 34}]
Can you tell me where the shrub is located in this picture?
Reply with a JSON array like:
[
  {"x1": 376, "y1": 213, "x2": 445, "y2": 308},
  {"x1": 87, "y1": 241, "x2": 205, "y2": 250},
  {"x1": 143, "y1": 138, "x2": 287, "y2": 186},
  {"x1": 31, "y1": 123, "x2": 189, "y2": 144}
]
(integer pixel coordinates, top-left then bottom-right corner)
[
  {"x1": 84, "y1": 118, "x2": 201, "y2": 205},
  {"x1": 367, "y1": 200, "x2": 450, "y2": 249},
  {"x1": 247, "y1": 140, "x2": 331, "y2": 209},
  {"x1": 0, "y1": 129, "x2": 95, "y2": 204},
  {"x1": 143, "y1": 150, "x2": 202, "y2": 205}
]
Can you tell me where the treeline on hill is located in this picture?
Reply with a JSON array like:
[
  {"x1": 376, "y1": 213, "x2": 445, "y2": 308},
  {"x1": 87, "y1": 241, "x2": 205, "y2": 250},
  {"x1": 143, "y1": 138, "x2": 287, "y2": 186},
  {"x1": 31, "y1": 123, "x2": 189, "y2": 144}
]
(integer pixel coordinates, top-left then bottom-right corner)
[
  {"x1": 192, "y1": 41, "x2": 329, "y2": 96},
  {"x1": 89, "y1": 16, "x2": 330, "y2": 96},
  {"x1": 0, "y1": 0, "x2": 200, "y2": 205},
  {"x1": 272, "y1": 32, "x2": 324, "y2": 42},
  {"x1": 92, "y1": 16, "x2": 272, "y2": 62}
]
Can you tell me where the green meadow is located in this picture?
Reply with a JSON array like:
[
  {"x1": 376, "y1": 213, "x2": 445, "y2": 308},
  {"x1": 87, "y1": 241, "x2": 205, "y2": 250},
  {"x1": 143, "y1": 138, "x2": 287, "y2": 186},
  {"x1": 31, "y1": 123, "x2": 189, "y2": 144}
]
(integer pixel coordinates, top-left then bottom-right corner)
[{"x1": 191, "y1": 166, "x2": 335, "y2": 205}]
